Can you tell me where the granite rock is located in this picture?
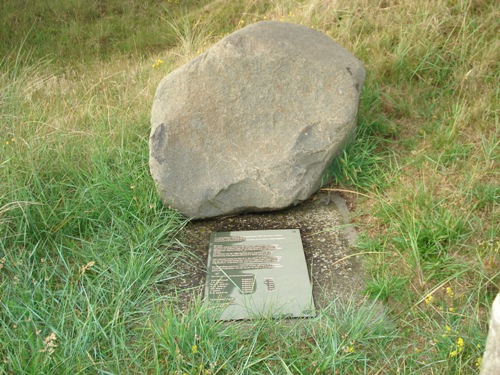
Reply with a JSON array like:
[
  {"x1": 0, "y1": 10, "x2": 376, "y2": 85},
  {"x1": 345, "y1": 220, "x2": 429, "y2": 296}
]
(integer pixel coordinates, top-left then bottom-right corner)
[{"x1": 150, "y1": 21, "x2": 365, "y2": 218}]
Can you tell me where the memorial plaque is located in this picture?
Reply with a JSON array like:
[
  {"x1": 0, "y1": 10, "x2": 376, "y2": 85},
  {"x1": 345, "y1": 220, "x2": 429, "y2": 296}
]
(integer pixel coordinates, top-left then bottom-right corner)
[{"x1": 205, "y1": 229, "x2": 316, "y2": 320}]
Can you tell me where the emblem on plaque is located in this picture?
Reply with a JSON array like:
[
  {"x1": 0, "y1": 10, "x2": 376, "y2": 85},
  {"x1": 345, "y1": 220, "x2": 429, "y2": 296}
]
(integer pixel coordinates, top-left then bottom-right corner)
[{"x1": 264, "y1": 278, "x2": 276, "y2": 292}]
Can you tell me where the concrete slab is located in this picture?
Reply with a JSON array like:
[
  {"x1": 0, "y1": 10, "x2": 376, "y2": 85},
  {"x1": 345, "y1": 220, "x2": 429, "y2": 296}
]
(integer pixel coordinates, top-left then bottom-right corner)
[{"x1": 168, "y1": 191, "x2": 365, "y2": 312}]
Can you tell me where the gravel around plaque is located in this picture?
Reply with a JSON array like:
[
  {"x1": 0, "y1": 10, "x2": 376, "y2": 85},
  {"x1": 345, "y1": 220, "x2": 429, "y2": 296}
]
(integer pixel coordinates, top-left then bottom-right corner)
[{"x1": 166, "y1": 191, "x2": 365, "y2": 312}]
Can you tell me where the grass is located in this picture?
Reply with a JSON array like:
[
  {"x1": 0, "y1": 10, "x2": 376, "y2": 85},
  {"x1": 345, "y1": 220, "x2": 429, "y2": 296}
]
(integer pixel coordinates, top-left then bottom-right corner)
[
  {"x1": 0, "y1": 0, "x2": 214, "y2": 64},
  {"x1": 146, "y1": 297, "x2": 396, "y2": 374},
  {"x1": 1, "y1": 0, "x2": 498, "y2": 373}
]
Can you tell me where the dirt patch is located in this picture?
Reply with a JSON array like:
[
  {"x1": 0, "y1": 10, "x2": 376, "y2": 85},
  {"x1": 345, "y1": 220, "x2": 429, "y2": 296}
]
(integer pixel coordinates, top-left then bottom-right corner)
[{"x1": 168, "y1": 191, "x2": 366, "y2": 311}]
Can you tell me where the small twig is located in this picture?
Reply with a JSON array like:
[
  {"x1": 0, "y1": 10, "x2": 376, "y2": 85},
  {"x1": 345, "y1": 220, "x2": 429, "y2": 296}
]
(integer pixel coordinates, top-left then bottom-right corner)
[
  {"x1": 320, "y1": 188, "x2": 373, "y2": 199},
  {"x1": 374, "y1": 360, "x2": 391, "y2": 375},
  {"x1": 329, "y1": 251, "x2": 385, "y2": 267}
]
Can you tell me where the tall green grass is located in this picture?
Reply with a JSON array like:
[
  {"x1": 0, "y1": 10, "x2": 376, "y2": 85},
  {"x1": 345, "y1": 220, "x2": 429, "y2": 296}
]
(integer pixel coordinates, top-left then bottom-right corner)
[
  {"x1": 147, "y1": 297, "x2": 396, "y2": 374},
  {"x1": 1, "y1": 0, "x2": 498, "y2": 373},
  {"x1": 0, "y1": 51, "x2": 186, "y2": 373},
  {"x1": 328, "y1": 1, "x2": 498, "y2": 373}
]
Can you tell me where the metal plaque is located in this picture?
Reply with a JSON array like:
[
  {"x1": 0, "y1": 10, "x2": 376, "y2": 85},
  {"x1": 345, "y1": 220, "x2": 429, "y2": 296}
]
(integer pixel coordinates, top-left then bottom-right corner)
[{"x1": 205, "y1": 229, "x2": 315, "y2": 320}]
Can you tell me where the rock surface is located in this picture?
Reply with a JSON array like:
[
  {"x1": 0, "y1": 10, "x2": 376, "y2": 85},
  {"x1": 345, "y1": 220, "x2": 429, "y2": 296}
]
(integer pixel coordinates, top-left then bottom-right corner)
[
  {"x1": 150, "y1": 21, "x2": 365, "y2": 218},
  {"x1": 481, "y1": 292, "x2": 500, "y2": 375}
]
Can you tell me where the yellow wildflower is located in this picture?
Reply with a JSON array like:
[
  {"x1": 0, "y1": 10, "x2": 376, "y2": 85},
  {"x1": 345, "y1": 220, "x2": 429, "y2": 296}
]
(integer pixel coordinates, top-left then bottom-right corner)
[
  {"x1": 425, "y1": 294, "x2": 434, "y2": 305},
  {"x1": 449, "y1": 307, "x2": 455, "y2": 312},
  {"x1": 152, "y1": 59, "x2": 164, "y2": 68},
  {"x1": 476, "y1": 357, "x2": 482, "y2": 367},
  {"x1": 450, "y1": 337, "x2": 465, "y2": 358},
  {"x1": 344, "y1": 345, "x2": 355, "y2": 353},
  {"x1": 191, "y1": 345, "x2": 198, "y2": 354},
  {"x1": 446, "y1": 287, "x2": 454, "y2": 298}
]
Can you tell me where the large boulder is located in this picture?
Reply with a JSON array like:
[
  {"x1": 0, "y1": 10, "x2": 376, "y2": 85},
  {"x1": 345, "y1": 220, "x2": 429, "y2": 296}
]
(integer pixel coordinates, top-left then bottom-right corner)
[{"x1": 149, "y1": 21, "x2": 365, "y2": 219}]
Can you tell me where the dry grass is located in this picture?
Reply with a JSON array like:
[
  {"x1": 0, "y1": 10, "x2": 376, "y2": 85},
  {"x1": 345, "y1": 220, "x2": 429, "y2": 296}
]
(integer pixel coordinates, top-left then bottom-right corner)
[{"x1": 1, "y1": 0, "x2": 498, "y2": 373}]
